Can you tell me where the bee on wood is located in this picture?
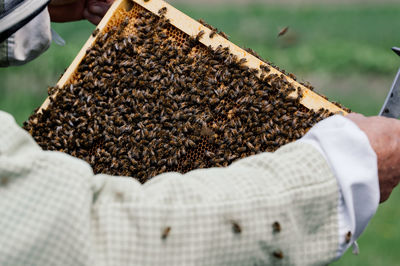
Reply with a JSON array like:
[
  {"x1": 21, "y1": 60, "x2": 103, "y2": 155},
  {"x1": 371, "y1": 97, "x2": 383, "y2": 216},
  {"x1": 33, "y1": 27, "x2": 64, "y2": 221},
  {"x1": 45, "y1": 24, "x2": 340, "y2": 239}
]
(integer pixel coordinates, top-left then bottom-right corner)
[
  {"x1": 92, "y1": 28, "x2": 99, "y2": 37},
  {"x1": 204, "y1": 150, "x2": 215, "y2": 158},
  {"x1": 238, "y1": 58, "x2": 247, "y2": 65},
  {"x1": 158, "y1": 7, "x2": 167, "y2": 16},
  {"x1": 195, "y1": 30, "x2": 205, "y2": 41},
  {"x1": 260, "y1": 64, "x2": 270, "y2": 73}
]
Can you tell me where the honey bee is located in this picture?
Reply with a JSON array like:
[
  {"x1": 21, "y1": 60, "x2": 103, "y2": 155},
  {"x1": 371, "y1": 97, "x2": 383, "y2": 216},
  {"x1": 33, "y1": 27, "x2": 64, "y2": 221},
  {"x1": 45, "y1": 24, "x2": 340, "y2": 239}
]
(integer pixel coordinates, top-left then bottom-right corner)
[
  {"x1": 158, "y1": 7, "x2": 167, "y2": 16},
  {"x1": 272, "y1": 221, "x2": 281, "y2": 233},
  {"x1": 231, "y1": 221, "x2": 242, "y2": 234},
  {"x1": 219, "y1": 31, "x2": 229, "y2": 40},
  {"x1": 272, "y1": 250, "x2": 284, "y2": 259},
  {"x1": 237, "y1": 147, "x2": 246, "y2": 153},
  {"x1": 209, "y1": 29, "x2": 217, "y2": 38},
  {"x1": 345, "y1": 231, "x2": 352, "y2": 243},
  {"x1": 195, "y1": 30, "x2": 205, "y2": 41},
  {"x1": 92, "y1": 28, "x2": 99, "y2": 37}
]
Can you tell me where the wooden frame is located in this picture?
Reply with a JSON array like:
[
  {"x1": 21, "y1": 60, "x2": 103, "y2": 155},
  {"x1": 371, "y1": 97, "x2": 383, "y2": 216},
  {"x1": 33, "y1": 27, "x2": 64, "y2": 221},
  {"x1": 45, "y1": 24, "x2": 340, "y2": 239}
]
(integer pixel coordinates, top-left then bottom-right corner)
[{"x1": 37, "y1": 0, "x2": 346, "y2": 115}]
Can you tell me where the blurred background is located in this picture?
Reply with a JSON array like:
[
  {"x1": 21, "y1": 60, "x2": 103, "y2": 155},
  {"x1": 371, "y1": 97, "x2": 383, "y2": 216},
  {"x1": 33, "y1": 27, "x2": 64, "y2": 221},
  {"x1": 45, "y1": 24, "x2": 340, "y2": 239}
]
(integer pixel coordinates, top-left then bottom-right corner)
[{"x1": 1, "y1": 0, "x2": 399, "y2": 264}]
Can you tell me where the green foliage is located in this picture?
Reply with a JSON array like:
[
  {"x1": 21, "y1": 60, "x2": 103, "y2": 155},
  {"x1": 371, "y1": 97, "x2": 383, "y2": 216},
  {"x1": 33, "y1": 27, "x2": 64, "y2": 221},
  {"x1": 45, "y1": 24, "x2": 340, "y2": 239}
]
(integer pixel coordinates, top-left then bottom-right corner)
[{"x1": 0, "y1": 4, "x2": 399, "y2": 265}]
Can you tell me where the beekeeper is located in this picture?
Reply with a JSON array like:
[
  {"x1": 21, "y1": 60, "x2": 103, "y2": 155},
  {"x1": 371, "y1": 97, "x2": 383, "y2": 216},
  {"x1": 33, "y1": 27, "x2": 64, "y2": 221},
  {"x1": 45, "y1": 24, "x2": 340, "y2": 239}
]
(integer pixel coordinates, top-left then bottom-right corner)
[{"x1": 0, "y1": 1, "x2": 399, "y2": 265}]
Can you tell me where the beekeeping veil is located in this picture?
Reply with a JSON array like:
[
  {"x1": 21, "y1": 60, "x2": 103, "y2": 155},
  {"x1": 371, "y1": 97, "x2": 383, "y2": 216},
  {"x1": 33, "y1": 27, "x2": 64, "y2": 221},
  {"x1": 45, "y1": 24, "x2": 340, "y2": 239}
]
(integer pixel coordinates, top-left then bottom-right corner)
[{"x1": 0, "y1": 0, "x2": 51, "y2": 66}]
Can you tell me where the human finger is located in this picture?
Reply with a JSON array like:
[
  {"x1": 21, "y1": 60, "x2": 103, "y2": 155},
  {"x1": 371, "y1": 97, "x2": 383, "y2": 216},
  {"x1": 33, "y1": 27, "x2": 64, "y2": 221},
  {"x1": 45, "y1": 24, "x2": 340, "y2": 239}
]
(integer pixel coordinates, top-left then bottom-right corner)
[
  {"x1": 86, "y1": 0, "x2": 113, "y2": 18},
  {"x1": 83, "y1": 8, "x2": 103, "y2": 25}
]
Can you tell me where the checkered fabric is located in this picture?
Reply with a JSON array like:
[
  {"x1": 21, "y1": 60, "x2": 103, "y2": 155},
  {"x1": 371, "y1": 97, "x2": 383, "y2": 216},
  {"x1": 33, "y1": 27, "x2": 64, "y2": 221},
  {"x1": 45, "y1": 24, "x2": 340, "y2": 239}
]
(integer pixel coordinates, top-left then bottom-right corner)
[{"x1": 0, "y1": 111, "x2": 339, "y2": 266}]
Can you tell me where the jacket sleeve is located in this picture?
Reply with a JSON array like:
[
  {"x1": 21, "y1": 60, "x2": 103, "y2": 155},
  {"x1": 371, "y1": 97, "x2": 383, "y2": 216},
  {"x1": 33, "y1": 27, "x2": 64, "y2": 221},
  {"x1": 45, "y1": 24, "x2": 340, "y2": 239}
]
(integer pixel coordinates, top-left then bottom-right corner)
[
  {"x1": 0, "y1": 110, "x2": 339, "y2": 266},
  {"x1": 299, "y1": 115, "x2": 379, "y2": 259}
]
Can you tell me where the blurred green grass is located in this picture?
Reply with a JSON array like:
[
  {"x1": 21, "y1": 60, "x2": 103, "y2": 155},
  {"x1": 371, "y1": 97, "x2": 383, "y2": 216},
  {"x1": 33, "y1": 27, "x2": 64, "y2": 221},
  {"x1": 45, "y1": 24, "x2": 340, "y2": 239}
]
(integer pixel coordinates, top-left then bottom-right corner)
[{"x1": 0, "y1": 3, "x2": 399, "y2": 265}]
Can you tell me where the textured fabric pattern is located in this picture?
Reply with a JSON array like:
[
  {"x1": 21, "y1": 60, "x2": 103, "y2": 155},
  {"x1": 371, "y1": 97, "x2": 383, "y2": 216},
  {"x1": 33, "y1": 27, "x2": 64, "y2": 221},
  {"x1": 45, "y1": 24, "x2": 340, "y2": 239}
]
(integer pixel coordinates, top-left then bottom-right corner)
[{"x1": 0, "y1": 111, "x2": 339, "y2": 266}]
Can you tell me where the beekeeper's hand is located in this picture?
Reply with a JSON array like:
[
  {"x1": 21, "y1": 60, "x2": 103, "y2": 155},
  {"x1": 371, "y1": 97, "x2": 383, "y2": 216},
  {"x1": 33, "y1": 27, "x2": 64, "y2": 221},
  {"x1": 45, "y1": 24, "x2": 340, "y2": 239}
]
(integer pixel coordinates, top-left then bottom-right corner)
[
  {"x1": 48, "y1": 0, "x2": 114, "y2": 25},
  {"x1": 347, "y1": 113, "x2": 400, "y2": 203}
]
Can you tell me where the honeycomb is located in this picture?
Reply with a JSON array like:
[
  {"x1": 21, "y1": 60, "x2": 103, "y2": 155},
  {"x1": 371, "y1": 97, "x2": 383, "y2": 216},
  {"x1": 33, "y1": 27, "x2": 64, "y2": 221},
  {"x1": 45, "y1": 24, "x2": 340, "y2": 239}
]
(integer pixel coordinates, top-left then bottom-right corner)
[{"x1": 24, "y1": 0, "x2": 346, "y2": 183}]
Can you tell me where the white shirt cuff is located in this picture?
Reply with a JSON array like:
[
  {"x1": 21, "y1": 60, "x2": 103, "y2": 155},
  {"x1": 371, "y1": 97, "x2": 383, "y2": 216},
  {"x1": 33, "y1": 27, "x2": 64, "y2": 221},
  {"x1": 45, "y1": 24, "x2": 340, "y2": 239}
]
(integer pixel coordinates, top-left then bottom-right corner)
[{"x1": 298, "y1": 115, "x2": 379, "y2": 259}]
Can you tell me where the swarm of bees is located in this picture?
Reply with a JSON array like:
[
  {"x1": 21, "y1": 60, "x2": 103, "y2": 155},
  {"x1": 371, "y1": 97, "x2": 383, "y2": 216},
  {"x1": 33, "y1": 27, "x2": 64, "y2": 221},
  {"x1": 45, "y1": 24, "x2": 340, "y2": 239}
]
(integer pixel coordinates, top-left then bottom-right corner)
[{"x1": 24, "y1": 5, "x2": 346, "y2": 184}]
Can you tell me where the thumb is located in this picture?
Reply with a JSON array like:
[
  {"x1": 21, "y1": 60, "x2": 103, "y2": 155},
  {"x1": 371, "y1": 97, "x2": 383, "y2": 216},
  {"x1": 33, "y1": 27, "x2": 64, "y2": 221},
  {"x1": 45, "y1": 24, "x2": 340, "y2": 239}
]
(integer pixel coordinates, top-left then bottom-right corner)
[{"x1": 86, "y1": 1, "x2": 112, "y2": 17}]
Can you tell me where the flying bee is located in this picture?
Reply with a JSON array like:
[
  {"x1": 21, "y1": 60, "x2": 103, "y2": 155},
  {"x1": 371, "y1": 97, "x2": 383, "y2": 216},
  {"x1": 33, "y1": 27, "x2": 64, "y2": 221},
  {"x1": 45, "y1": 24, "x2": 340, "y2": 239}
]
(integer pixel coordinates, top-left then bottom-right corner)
[
  {"x1": 200, "y1": 125, "x2": 214, "y2": 137},
  {"x1": 296, "y1": 87, "x2": 304, "y2": 100},
  {"x1": 204, "y1": 150, "x2": 215, "y2": 158},
  {"x1": 277, "y1": 26, "x2": 289, "y2": 37},
  {"x1": 246, "y1": 142, "x2": 255, "y2": 150}
]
